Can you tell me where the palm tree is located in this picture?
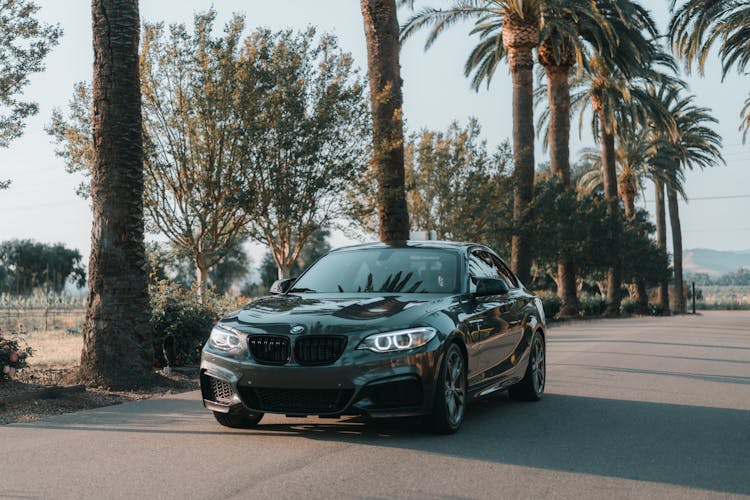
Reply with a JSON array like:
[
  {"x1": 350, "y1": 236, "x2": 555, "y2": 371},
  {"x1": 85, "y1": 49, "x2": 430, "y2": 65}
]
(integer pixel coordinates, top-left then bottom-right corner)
[
  {"x1": 569, "y1": 35, "x2": 677, "y2": 315},
  {"x1": 361, "y1": 0, "x2": 410, "y2": 242},
  {"x1": 670, "y1": 0, "x2": 750, "y2": 140},
  {"x1": 652, "y1": 94, "x2": 723, "y2": 313},
  {"x1": 79, "y1": 0, "x2": 152, "y2": 388},
  {"x1": 653, "y1": 177, "x2": 669, "y2": 311},
  {"x1": 535, "y1": 0, "x2": 664, "y2": 315},
  {"x1": 578, "y1": 132, "x2": 655, "y2": 217},
  {"x1": 401, "y1": 0, "x2": 551, "y2": 284},
  {"x1": 532, "y1": 3, "x2": 616, "y2": 315},
  {"x1": 578, "y1": 128, "x2": 681, "y2": 314},
  {"x1": 646, "y1": 83, "x2": 688, "y2": 314}
]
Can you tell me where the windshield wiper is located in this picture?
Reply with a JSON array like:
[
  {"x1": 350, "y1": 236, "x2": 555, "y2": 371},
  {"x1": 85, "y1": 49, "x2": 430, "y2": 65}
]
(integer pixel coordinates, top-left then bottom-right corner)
[{"x1": 288, "y1": 287, "x2": 316, "y2": 293}]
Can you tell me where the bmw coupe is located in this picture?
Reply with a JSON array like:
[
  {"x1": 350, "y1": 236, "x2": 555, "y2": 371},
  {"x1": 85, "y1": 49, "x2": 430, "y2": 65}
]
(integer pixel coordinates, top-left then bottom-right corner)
[{"x1": 200, "y1": 241, "x2": 546, "y2": 433}]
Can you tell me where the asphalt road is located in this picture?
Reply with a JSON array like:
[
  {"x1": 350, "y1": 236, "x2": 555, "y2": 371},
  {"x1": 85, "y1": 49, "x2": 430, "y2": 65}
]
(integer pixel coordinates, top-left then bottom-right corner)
[{"x1": 2, "y1": 311, "x2": 749, "y2": 500}]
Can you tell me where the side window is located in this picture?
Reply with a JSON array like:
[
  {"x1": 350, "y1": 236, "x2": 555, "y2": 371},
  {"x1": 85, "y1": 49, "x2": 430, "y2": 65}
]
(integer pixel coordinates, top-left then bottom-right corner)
[
  {"x1": 468, "y1": 250, "x2": 502, "y2": 292},
  {"x1": 491, "y1": 255, "x2": 518, "y2": 289}
]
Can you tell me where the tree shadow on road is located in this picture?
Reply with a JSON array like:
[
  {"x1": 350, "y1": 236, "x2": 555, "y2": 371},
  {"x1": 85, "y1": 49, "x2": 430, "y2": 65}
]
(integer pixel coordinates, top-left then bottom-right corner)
[{"x1": 550, "y1": 337, "x2": 750, "y2": 351}]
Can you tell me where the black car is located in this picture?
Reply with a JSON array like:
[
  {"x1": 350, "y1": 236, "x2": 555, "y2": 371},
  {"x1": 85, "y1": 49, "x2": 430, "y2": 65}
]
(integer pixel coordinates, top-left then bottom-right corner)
[{"x1": 200, "y1": 241, "x2": 546, "y2": 433}]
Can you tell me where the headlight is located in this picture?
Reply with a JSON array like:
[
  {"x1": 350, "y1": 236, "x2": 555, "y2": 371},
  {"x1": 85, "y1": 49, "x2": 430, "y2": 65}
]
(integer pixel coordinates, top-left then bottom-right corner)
[
  {"x1": 357, "y1": 327, "x2": 437, "y2": 353},
  {"x1": 208, "y1": 325, "x2": 243, "y2": 351}
]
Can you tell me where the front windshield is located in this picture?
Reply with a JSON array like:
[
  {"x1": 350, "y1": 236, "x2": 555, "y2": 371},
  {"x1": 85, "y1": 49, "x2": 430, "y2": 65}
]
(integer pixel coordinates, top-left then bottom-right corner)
[{"x1": 289, "y1": 248, "x2": 460, "y2": 294}]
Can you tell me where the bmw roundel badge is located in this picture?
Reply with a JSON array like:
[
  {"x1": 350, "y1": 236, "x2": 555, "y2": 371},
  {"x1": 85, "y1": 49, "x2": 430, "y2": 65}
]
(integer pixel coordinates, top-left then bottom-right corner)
[{"x1": 290, "y1": 325, "x2": 305, "y2": 334}]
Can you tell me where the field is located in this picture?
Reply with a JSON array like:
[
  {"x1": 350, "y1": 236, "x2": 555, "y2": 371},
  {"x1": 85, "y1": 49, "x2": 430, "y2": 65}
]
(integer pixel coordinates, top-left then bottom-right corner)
[
  {"x1": 20, "y1": 329, "x2": 82, "y2": 367},
  {"x1": 695, "y1": 285, "x2": 750, "y2": 310}
]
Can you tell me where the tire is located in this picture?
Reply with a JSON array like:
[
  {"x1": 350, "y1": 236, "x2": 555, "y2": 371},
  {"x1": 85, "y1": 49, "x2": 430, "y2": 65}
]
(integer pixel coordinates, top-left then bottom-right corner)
[
  {"x1": 509, "y1": 330, "x2": 546, "y2": 402},
  {"x1": 213, "y1": 411, "x2": 264, "y2": 429},
  {"x1": 426, "y1": 343, "x2": 467, "y2": 434}
]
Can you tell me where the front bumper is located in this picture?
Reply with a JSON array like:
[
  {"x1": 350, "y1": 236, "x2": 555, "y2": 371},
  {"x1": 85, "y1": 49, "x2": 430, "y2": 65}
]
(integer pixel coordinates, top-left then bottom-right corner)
[{"x1": 200, "y1": 340, "x2": 443, "y2": 418}]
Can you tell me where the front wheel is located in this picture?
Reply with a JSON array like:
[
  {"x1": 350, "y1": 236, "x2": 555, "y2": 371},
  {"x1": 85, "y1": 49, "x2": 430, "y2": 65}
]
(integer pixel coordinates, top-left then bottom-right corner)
[
  {"x1": 213, "y1": 411, "x2": 264, "y2": 429},
  {"x1": 426, "y1": 343, "x2": 467, "y2": 434},
  {"x1": 509, "y1": 330, "x2": 546, "y2": 401}
]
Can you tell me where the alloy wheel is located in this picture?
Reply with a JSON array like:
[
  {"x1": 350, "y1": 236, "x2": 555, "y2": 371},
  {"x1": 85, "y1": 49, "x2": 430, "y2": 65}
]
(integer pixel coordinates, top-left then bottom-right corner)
[
  {"x1": 444, "y1": 348, "x2": 466, "y2": 426},
  {"x1": 531, "y1": 336, "x2": 545, "y2": 395}
]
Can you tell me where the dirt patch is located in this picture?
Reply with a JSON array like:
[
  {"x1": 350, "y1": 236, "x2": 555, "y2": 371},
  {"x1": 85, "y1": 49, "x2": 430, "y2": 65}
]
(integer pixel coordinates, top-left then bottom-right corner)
[{"x1": 0, "y1": 364, "x2": 199, "y2": 425}]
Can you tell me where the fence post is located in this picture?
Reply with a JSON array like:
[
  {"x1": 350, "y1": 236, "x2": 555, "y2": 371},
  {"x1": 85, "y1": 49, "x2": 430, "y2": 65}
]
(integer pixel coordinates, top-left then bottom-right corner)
[{"x1": 692, "y1": 282, "x2": 696, "y2": 315}]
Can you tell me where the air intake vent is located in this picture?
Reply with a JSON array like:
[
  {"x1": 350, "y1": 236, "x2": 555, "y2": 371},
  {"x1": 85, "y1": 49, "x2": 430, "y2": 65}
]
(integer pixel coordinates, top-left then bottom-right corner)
[
  {"x1": 294, "y1": 336, "x2": 347, "y2": 366},
  {"x1": 239, "y1": 387, "x2": 354, "y2": 414},
  {"x1": 201, "y1": 373, "x2": 235, "y2": 404},
  {"x1": 248, "y1": 335, "x2": 290, "y2": 365}
]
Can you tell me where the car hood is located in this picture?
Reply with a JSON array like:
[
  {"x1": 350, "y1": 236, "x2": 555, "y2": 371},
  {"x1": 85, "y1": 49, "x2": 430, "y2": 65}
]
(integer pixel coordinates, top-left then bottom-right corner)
[{"x1": 228, "y1": 293, "x2": 453, "y2": 336}]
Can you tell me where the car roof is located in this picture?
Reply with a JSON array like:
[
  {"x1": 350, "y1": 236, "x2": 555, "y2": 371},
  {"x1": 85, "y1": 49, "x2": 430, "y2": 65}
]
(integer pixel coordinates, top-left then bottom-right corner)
[{"x1": 330, "y1": 240, "x2": 476, "y2": 253}]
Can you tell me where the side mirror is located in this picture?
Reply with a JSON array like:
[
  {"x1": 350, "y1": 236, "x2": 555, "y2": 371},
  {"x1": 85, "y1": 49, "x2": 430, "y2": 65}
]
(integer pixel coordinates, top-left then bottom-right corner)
[
  {"x1": 269, "y1": 278, "x2": 295, "y2": 295},
  {"x1": 474, "y1": 278, "x2": 509, "y2": 297}
]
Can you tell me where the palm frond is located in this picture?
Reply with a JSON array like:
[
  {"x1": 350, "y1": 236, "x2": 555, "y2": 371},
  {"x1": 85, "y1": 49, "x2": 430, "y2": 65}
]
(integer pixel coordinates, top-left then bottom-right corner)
[
  {"x1": 741, "y1": 93, "x2": 750, "y2": 143},
  {"x1": 669, "y1": 0, "x2": 750, "y2": 77},
  {"x1": 399, "y1": 1, "x2": 493, "y2": 48}
]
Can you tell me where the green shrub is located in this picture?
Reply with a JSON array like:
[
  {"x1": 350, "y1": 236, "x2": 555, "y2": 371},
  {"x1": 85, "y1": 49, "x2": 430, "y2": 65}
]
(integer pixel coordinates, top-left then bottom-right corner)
[
  {"x1": 149, "y1": 279, "x2": 247, "y2": 367},
  {"x1": 580, "y1": 294, "x2": 606, "y2": 317},
  {"x1": 536, "y1": 291, "x2": 561, "y2": 320},
  {"x1": 620, "y1": 299, "x2": 637, "y2": 315},
  {"x1": 648, "y1": 302, "x2": 669, "y2": 316}
]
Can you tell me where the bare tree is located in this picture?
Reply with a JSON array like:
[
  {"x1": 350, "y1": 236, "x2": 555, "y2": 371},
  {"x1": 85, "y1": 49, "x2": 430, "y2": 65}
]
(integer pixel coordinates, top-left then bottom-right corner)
[
  {"x1": 139, "y1": 13, "x2": 253, "y2": 298},
  {"x1": 236, "y1": 28, "x2": 370, "y2": 279}
]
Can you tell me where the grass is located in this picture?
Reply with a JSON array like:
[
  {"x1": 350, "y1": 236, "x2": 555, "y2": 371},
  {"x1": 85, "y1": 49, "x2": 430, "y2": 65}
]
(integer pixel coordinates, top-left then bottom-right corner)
[{"x1": 20, "y1": 329, "x2": 82, "y2": 367}]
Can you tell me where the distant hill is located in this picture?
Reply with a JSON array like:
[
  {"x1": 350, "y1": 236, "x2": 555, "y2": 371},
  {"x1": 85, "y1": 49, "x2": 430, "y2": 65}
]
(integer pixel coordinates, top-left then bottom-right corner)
[{"x1": 683, "y1": 249, "x2": 750, "y2": 277}]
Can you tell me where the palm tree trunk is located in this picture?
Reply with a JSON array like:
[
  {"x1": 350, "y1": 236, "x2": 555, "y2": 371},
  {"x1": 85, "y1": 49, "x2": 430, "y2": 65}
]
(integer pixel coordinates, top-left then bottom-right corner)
[
  {"x1": 634, "y1": 280, "x2": 649, "y2": 314},
  {"x1": 667, "y1": 186, "x2": 686, "y2": 313},
  {"x1": 654, "y1": 178, "x2": 670, "y2": 313},
  {"x1": 79, "y1": 0, "x2": 152, "y2": 388},
  {"x1": 360, "y1": 0, "x2": 409, "y2": 242},
  {"x1": 504, "y1": 16, "x2": 537, "y2": 286},
  {"x1": 599, "y1": 120, "x2": 622, "y2": 316},
  {"x1": 621, "y1": 183, "x2": 636, "y2": 218},
  {"x1": 546, "y1": 66, "x2": 577, "y2": 315},
  {"x1": 620, "y1": 178, "x2": 648, "y2": 313},
  {"x1": 546, "y1": 68, "x2": 571, "y2": 186}
]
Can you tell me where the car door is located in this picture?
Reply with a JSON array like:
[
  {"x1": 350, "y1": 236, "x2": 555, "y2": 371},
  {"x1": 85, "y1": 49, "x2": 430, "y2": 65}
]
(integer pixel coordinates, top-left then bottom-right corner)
[
  {"x1": 464, "y1": 249, "x2": 516, "y2": 384},
  {"x1": 489, "y1": 254, "x2": 525, "y2": 362}
]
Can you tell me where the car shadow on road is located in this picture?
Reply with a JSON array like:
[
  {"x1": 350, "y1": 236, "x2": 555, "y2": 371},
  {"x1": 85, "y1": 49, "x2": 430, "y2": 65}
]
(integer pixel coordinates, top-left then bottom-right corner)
[
  {"x1": 253, "y1": 392, "x2": 750, "y2": 496},
  {"x1": 17, "y1": 392, "x2": 750, "y2": 495}
]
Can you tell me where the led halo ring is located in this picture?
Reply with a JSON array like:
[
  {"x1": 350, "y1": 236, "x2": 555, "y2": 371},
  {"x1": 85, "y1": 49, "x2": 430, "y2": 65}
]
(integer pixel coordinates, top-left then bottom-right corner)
[{"x1": 357, "y1": 327, "x2": 436, "y2": 353}]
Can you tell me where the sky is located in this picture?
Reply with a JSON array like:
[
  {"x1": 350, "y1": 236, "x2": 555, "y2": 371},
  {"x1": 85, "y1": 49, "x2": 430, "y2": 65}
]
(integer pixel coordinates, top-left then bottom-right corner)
[{"x1": 0, "y1": 0, "x2": 748, "y2": 273}]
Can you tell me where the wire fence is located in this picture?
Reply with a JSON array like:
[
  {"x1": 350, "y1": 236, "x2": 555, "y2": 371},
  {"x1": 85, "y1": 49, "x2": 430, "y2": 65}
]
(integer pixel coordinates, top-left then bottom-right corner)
[{"x1": 0, "y1": 307, "x2": 85, "y2": 333}]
